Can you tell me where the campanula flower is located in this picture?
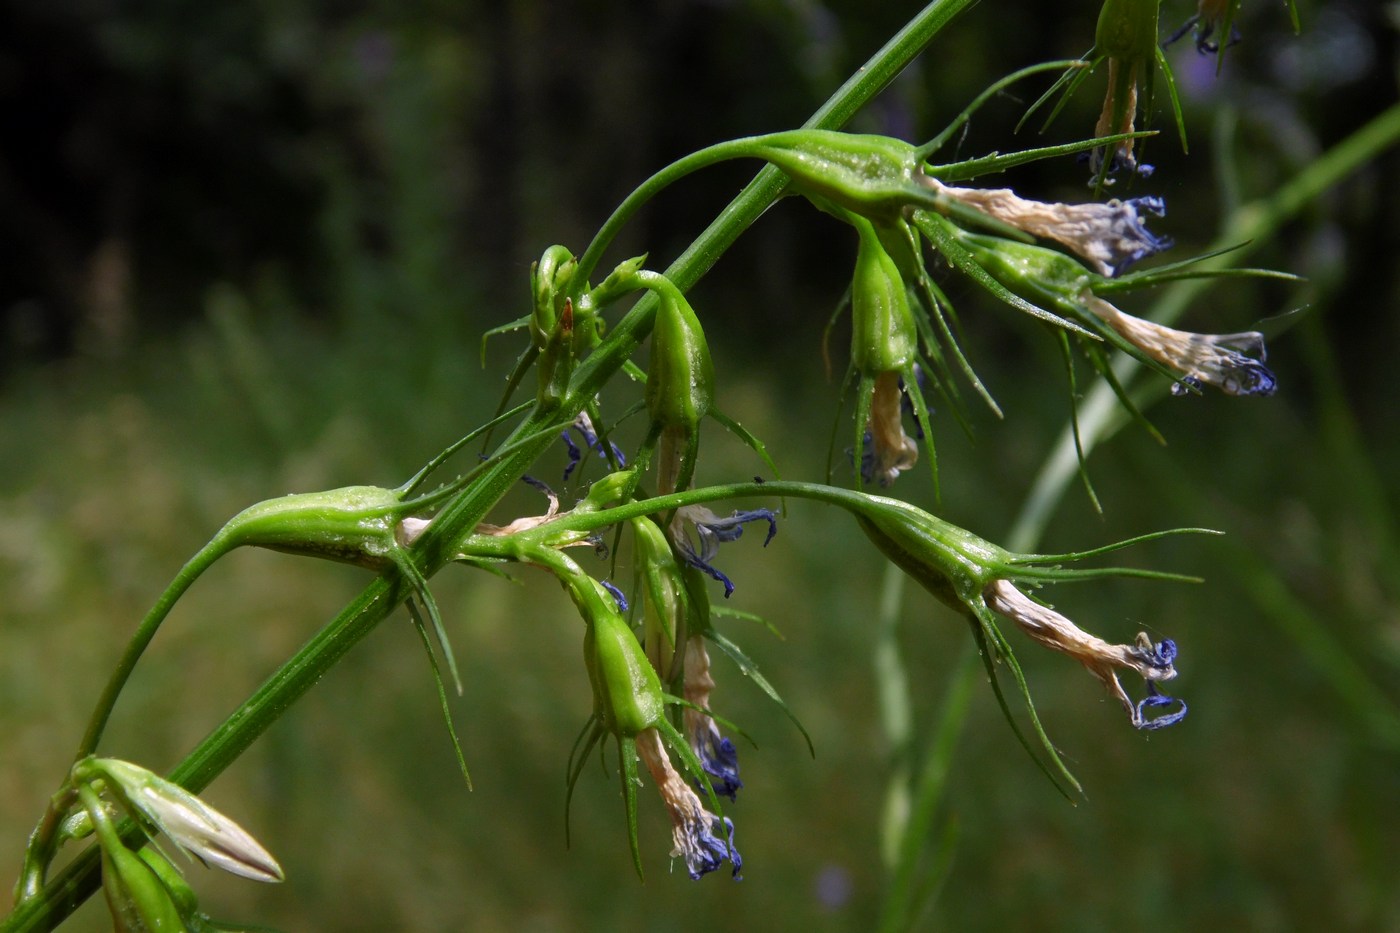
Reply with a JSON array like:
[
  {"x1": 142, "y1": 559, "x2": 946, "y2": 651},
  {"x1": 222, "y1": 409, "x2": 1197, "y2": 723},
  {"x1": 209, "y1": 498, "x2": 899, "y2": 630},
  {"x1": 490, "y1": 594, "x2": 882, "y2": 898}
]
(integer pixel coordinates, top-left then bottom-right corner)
[
  {"x1": 565, "y1": 571, "x2": 740, "y2": 880},
  {"x1": 841, "y1": 483, "x2": 1201, "y2": 758},
  {"x1": 635, "y1": 728, "x2": 743, "y2": 880},
  {"x1": 682, "y1": 636, "x2": 744, "y2": 801},
  {"x1": 939, "y1": 225, "x2": 1279, "y2": 397},
  {"x1": 1079, "y1": 292, "x2": 1277, "y2": 396},
  {"x1": 984, "y1": 580, "x2": 1187, "y2": 729},
  {"x1": 670, "y1": 505, "x2": 778, "y2": 597},
  {"x1": 923, "y1": 178, "x2": 1172, "y2": 277},
  {"x1": 1022, "y1": 0, "x2": 1187, "y2": 183}
]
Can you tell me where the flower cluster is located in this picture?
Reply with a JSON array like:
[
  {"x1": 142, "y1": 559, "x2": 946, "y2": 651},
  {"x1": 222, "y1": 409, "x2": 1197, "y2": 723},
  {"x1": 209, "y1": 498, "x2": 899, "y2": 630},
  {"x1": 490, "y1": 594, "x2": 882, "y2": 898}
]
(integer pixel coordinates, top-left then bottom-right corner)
[{"x1": 17, "y1": 19, "x2": 1305, "y2": 922}]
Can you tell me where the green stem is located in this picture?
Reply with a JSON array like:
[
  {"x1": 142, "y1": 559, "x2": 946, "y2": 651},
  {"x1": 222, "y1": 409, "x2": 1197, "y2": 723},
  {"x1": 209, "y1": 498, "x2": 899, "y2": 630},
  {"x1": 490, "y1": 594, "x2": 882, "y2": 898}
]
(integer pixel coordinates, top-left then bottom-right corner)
[
  {"x1": 2, "y1": 3, "x2": 979, "y2": 929},
  {"x1": 75, "y1": 539, "x2": 233, "y2": 761},
  {"x1": 573, "y1": 139, "x2": 772, "y2": 286}
]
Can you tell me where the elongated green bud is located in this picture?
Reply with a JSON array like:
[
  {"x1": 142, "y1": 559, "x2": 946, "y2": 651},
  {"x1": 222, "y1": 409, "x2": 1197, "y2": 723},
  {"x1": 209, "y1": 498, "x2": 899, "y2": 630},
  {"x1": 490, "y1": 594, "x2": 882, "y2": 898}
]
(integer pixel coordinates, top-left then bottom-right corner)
[
  {"x1": 574, "y1": 578, "x2": 665, "y2": 737},
  {"x1": 849, "y1": 216, "x2": 917, "y2": 374},
  {"x1": 530, "y1": 245, "x2": 577, "y2": 345},
  {"x1": 748, "y1": 130, "x2": 932, "y2": 222},
  {"x1": 217, "y1": 485, "x2": 405, "y2": 569},
  {"x1": 645, "y1": 285, "x2": 714, "y2": 432},
  {"x1": 530, "y1": 245, "x2": 583, "y2": 409}
]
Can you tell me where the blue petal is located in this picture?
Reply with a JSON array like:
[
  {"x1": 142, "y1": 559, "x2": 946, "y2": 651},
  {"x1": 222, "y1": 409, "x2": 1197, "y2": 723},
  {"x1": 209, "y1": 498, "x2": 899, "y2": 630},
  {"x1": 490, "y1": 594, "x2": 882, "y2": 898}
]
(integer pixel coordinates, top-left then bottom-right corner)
[
  {"x1": 691, "y1": 720, "x2": 744, "y2": 802},
  {"x1": 683, "y1": 814, "x2": 743, "y2": 881},
  {"x1": 561, "y1": 418, "x2": 628, "y2": 481},
  {"x1": 1135, "y1": 682, "x2": 1188, "y2": 730},
  {"x1": 675, "y1": 509, "x2": 779, "y2": 598},
  {"x1": 601, "y1": 580, "x2": 629, "y2": 613},
  {"x1": 1109, "y1": 196, "x2": 1175, "y2": 276}
]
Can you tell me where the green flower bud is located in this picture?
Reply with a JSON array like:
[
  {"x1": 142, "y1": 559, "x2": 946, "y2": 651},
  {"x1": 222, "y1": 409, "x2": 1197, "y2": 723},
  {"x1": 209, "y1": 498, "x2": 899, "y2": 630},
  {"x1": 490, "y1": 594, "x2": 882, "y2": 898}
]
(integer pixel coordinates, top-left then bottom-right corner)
[
  {"x1": 575, "y1": 580, "x2": 665, "y2": 737},
  {"x1": 956, "y1": 231, "x2": 1094, "y2": 307},
  {"x1": 852, "y1": 492, "x2": 1010, "y2": 611},
  {"x1": 645, "y1": 286, "x2": 714, "y2": 433},
  {"x1": 530, "y1": 246, "x2": 585, "y2": 410},
  {"x1": 586, "y1": 255, "x2": 649, "y2": 309},
  {"x1": 850, "y1": 216, "x2": 917, "y2": 375},
  {"x1": 530, "y1": 245, "x2": 577, "y2": 345},
  {"x1": 748, "y1": 130, "x2": 932, "y2": 222},
  {"x1": 217, "y1": 485, "x2": 405, "y2": 569}
]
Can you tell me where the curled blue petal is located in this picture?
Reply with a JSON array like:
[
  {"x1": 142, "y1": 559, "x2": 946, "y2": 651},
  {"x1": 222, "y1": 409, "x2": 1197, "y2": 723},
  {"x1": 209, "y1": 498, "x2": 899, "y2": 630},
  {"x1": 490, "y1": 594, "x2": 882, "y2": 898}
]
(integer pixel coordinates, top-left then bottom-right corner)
[
  {"x1": 674, "y1": 508, "x2": 779, "y2": 598},
  {"x1": 1217, "y1": 354, "x2": 1278, "y2": 397},
  {"x1": 560, "y1": 429, "x2": 584, "y2": 480},
  {"x1": 1108, "y1": 197, "x2": 1175, "y2": 276},
  {"x1": 600, "y1": 580, "x2": 629, "y2": 613},
  {"x1": 683, "y1": 814, "x2": 743, "y2": 881},
  {"x1": 679, "y1": 552, "x2": 737, "y2": 598},
  {"x1": 561, "y1": 413, "x2": 627, "y2": 481},
  {"x1": 702, "y1": 509, "x2": 778, "y2": 547},
  {"x1": 1132, "y1": 637, "x2": 1177, "y2": 671},
  {"x1": 1134, "y1": 682, "x2": 1188, "y2": 731}
]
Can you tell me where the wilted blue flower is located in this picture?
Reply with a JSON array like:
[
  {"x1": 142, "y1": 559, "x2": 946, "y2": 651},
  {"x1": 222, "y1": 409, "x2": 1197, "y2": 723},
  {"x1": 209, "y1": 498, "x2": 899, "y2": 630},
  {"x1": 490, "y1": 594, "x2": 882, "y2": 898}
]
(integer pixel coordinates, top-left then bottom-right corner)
[
  {"x1": 984, "y1": 579, "x2": 1187, "y2": 730},
  {"x1": 683, "y1": 637, "x2": 743, "y2": 801},
  {"x1": 670, "y1": 506, "x2": 778, "y2": 597},
  {"x1": 1022, "y1": 0, "x2": 1186, "y2": 183},
  {"x1": 1080, "y1": 293, "x2": 1277, "y2": 396},
  {"x1": 926, "y1": 179, "x2": 1173, "y2": 277},
  {"x1": 635, "y1": 729, "x2": 742, "y2": 880}
]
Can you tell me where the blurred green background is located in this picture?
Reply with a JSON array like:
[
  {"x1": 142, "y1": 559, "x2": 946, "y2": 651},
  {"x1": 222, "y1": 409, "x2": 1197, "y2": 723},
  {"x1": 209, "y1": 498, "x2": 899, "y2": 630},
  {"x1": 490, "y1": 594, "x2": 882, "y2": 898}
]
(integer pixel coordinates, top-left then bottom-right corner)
[{"x1": 2, "y1": 1, "x2": 1398, "y2": 930}]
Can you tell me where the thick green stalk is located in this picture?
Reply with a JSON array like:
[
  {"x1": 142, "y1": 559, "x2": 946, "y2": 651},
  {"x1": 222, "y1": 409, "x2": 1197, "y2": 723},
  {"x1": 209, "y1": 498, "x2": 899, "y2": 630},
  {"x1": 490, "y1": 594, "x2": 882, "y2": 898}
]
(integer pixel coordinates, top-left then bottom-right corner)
[{"x1": 1, "y1": 2, "x2": 977, "y2": 929}]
